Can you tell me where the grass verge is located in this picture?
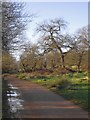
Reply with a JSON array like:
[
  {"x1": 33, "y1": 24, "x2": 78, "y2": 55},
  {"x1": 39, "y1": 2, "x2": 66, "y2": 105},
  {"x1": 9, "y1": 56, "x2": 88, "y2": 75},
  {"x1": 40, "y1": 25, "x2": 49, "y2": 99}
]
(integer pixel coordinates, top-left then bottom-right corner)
[{"x1": 17, "y1": 72, "x2": 89, "y2": 111}]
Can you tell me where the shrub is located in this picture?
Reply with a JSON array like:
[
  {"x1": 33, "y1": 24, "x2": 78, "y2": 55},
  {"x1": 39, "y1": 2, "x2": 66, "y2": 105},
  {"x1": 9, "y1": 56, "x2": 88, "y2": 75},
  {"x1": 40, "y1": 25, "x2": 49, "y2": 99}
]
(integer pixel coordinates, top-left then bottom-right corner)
[
  {"x1": 18, "y1": 73, "x2": 26, "y2": 79},
  {"x1": 36, "y1": 76, "x2": 48, "y2": 79},
  {"x1": 57, "y1": 79, "x2": 72, "y2": 89},
  {"x1": 71, "y1": 65, "x2": 78, "y2": 71}
]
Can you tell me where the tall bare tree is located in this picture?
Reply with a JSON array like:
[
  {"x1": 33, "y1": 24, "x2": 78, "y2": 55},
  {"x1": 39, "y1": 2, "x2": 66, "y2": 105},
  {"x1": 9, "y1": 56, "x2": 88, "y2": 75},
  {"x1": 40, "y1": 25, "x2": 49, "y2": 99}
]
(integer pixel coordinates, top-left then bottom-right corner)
[
  {"x1": 2, "y1": 2, "x2": 33, "y2": 51},
  {"x1": 2, "y1": 51, "x2": 18, "y2": 73},
  {"x1": 36, "y1": 18, "x2": 75, "y2": 68},
  {"x1": 74, "y1": 26, "x2": 88, "y2": 72},
  {"x1": 19, "y1": 44, "x2": 39, "y2": 72}
]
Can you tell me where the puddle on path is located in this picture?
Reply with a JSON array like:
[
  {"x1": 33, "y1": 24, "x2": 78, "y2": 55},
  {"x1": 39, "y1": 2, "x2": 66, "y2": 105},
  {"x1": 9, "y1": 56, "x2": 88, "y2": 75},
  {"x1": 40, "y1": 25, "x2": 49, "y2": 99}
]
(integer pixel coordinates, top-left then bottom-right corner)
[
  {"x1": 8, "y1": 83, "x2": 18, "y2": 90},
  {"x1": 6, "y1": 83, "x2": 24, "y2": 116},
  {"x1": 7, "y1": 90, "x2": 20, "y2": 97},
  {"x1": 8, "y1": 98, "x2": 24, "y2": 113}
]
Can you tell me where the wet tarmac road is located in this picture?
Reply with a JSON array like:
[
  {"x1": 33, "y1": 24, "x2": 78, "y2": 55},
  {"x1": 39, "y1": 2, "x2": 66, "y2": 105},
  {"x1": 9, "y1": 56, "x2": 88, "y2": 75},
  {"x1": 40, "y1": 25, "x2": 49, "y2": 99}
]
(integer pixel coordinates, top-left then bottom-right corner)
[{"x1": 4, "y1": 75, "x2": 88, "y2": 119}]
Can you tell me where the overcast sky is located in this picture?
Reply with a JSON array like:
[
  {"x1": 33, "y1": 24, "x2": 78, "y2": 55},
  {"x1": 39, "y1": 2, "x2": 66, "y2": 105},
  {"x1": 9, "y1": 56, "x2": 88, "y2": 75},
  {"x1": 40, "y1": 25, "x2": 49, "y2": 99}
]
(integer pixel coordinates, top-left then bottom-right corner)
[{"x1": 24, "y1": 2, "x2": 88, "y2": 44}]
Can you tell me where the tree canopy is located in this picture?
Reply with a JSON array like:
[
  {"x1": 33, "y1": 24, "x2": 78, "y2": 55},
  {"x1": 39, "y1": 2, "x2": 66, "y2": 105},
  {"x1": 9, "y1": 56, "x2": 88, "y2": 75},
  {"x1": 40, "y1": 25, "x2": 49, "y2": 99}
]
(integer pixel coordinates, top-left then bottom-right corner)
[{"x1": 2, "y1": 2, "x2": 33, "y2": 51}]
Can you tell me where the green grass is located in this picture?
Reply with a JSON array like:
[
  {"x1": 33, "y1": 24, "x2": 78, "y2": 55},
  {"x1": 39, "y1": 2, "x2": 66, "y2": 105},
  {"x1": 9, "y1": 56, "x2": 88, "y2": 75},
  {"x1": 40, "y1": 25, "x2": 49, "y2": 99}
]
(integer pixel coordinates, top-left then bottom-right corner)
[
  {"x1": 17, "y1": 71, "x2": 89, "y2": 110},
  {"x1": 53, "y1": 89, "x2": 88, "y2": 110}
]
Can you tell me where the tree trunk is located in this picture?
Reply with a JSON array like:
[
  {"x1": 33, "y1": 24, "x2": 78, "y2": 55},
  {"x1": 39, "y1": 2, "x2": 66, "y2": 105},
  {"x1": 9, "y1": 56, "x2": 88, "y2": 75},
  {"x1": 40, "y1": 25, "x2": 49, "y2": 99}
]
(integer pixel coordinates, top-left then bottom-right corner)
[
  {"x1": 32, "y1": 62, "x2": 36, "y2": 71},
  {"x1": 61, "y1": 54, "x2": 65, "y2": 68},
  {"x1": 77, "y1": 54, "x2": 83, "y2": 72},
  {"x1": 51, "y1": 59, "x2": 55, "y2": 69},
  {"x1": 44, "y1": 60, "x2": 47, "y2": 69},
  {"x1": 21, "y1": 62, "x2": 27, "y2": 72},
  {"x1": 20, "y1": 57, "x2": 27, "y2": 72}
]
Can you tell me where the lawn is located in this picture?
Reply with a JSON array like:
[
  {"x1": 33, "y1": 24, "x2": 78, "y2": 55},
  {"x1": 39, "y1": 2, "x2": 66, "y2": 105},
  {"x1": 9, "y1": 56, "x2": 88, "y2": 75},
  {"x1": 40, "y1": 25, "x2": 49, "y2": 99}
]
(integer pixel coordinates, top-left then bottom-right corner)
[{"x1": 17, "y1": 71, "x2": 89, "y2": 110}]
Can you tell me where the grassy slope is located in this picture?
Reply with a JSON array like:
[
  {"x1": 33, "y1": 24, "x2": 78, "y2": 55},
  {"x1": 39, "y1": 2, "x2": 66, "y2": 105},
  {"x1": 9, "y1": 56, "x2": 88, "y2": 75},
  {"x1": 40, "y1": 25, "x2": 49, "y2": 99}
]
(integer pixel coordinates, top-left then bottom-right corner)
[{"x1": 17, "y1": 72, "x2": 89, "y2": 110}]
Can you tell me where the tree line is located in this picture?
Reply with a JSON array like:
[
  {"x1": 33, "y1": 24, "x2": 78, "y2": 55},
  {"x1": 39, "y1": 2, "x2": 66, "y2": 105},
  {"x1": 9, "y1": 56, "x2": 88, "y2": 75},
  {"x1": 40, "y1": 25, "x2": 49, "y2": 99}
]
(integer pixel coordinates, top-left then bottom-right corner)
[
  {"x1": 2, "y1": 2, "x2": 89, "y2": 74},
  {"x1": 18, "y1": 19, "x2": 89, "y2": 73}
]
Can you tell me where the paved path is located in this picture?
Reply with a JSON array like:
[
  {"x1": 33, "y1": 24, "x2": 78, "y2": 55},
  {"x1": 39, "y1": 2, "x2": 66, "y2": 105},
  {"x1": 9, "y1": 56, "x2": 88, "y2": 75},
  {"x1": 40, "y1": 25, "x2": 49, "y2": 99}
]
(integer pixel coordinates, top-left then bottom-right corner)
[{"x1": 5, "y1": 75, "x2": 88, "y2": 118}]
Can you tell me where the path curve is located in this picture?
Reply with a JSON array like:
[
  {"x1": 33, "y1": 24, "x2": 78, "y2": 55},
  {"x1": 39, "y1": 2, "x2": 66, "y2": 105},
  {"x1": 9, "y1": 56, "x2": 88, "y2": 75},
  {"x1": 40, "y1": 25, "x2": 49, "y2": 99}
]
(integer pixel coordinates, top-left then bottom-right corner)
[{"x1": 5, "y1": 75, "x2": 88, "y2": 118}]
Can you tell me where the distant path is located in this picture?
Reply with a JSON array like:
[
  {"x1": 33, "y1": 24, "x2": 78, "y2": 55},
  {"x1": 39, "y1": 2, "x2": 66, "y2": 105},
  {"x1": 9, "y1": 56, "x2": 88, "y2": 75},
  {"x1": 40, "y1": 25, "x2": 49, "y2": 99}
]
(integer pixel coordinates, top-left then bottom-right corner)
[{"x1": 5, "y1": 75, "x2": 88, "y2": 118}]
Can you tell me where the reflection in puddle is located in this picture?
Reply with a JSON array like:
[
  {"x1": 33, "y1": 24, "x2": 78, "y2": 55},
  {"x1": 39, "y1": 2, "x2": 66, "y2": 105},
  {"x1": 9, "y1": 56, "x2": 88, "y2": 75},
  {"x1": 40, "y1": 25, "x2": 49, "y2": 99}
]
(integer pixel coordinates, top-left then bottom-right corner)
[
  {"x1": 7, "y1": 90, "x2": 20, "y2": 97},
  {"x1": 8, "y1": 83, "x2": 18, "y2": 90},
  {"x1": 8, "y1": 98, "x2": 24, "y2": 113},
  {"x1": 7, "y1": 83, "x2": 24, "y2": 115}
]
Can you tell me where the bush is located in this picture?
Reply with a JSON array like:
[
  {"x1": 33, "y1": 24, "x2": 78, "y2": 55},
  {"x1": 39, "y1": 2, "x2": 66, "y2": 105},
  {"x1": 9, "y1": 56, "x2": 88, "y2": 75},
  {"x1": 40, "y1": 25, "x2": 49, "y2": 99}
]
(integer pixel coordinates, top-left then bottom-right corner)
[
  {"x1": 36, "y1": 76, "x2": 48, "y2": 79},
  {"x1": 71, "y1": 65, "x2": 78, "y2": 71},
  {"x1": 73, "y1": 73, "x2": 84, "y2": 78},
  {"x1": 48, "y1": 80, "x2": 59, "y2": 88},
  {"x1": 17, "y1": 73, "x2": 26, "y2": 79},
  {"x1": 57, "y1": 79, "x2": 72, "y2": 89}
]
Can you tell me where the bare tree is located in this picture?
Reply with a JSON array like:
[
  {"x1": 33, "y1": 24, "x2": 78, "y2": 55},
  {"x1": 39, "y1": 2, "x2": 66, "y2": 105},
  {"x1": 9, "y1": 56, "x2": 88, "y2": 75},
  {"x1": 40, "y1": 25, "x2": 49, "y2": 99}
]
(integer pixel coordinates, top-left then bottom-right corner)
[
  {"x1": 19, "y1": 44, "x2": 39, "y2": 72},
  {"x1": 74, "y1": 26, "x2": 88, "y2": 72},
  {"x1": 2, "y1": 51, "x2": 18, "y2": 73},
  {"x1": 2, "y1": 2, "x2": 33, "y2": 51},
  {"x1": 36, "y1": 18, "x2": 75, "y2": 68}
]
